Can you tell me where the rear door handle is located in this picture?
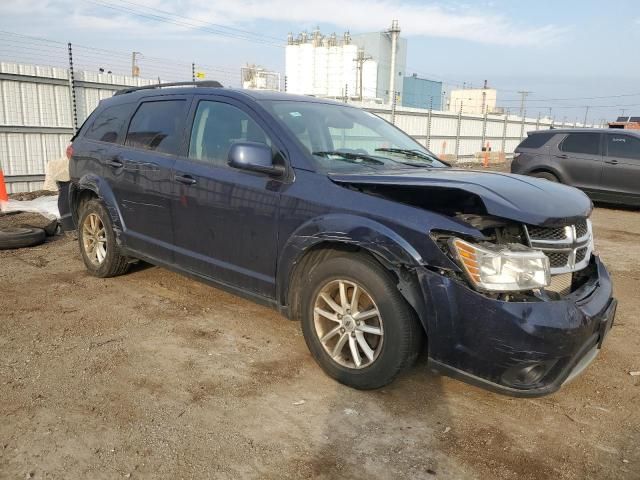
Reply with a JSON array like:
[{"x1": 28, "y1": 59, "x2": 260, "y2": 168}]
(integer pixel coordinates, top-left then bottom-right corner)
[
  {"x1": 604, "y1": 159, "x2": 619, "y2": 165},
  {"x1": 175, "y1": 174, "x2": 197, "y2": 185},
  {"x1": 555, "y1": 154, "x2": 568, "y2": 159}
]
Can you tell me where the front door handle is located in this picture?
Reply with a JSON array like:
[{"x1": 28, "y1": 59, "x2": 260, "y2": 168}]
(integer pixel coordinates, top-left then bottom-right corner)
[
  {"x1": 555, "y1": 154, "x2": 568, "y2": 159},
  {"x1": 604, "y1": 159, "x2": 619, "y2": 165},
  {"x1": 175, "y1": 174, "x2": 197, "y2": 185},
  {"x1": 106, "y1": 158, "x2": 123, "y2": 168}
]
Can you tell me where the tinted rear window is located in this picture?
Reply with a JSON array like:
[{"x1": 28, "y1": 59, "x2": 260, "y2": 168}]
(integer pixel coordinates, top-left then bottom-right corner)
[
  {"x1": 85, "y1": 103, "x2": 135, "y2": 144},
  {"x1": 125, "y1": 100, "x2": 187, "y2": 155},
  {"x1": 560, "y1": 133, "x2": 601, "y2": 155},
  {"x1": 607, "y1": 134, "x2": 640, "y2": 160},
  {"x1": 518, "y1": 132, "x2": 554, "y2": 149}
]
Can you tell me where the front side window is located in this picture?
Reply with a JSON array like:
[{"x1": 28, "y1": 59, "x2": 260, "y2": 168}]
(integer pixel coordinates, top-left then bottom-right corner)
[
  {"x1": 607, "y1": 134, "x2": 640, "y2": 160},
  {"x1": 188, "y1": 101, "x2": 271, "y2": 166},
  {"x1": 125, "y1": 100, "x2": 187, "y2": 155},
  {"x1": 85, "y1": 103, "x2": 135, "y2": 144},
  {"x1": 260, "y1": 100, "x2": 447, "y2": 173},
  {"x1": 560, "y1": 133, "x2": 601, "y2": 156}
]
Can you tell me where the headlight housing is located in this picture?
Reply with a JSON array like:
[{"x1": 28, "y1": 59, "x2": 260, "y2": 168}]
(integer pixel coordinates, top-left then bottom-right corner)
[{"x1": 450, "y1": 238, "x2": 550, "y2": 292}]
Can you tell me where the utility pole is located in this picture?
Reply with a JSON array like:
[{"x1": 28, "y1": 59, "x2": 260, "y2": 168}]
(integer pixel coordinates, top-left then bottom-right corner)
[
  {"x1": 517, "y1": 90, "x2": 531, "y2": 118},
  {"x1": 387, "y1": 20, "x2": 400, "y2": 106},
  {"x1": 131, "y1": 51, "x2": 141, "y2": 77},
  {"x1": 354, "y1": 48, "x2": 372, "y2": 101},
  {"x1": 583, "y1": 106, "x2": 589, "y2": 126}
]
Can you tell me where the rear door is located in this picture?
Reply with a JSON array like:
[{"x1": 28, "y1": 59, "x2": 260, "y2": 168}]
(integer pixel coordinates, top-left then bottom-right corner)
[
  {"x1": 602, "y1": 132, "x2": 640, "y2": 203},
  {"x1": 169, "y1": 95, "x2": 285, "y2": 297},
  {"x1": 555, "y1": 132, "x2": 603, "y2": 192},
  {"x1": 108, "y1": 95, "x2": 191, "y2": 262}
]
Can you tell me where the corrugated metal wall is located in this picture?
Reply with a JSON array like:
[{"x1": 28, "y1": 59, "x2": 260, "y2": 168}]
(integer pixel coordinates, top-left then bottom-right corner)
[
  {"x1": 1, "y1": 62, "x2": 590, "y2": 193},
  {"x1": 0, "y1": 62, "x2": 152, "y2": 193},
  {"x1": 362, "y1": 104, "x2": 567, "y2": 159}
]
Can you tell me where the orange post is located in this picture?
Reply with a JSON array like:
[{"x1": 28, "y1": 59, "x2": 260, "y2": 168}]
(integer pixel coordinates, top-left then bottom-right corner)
[
  {"x1": 483, "y1": 142, "x2": 491, "y2": 168},
  {"x1": 0, "y1": 168, "x2": 8, "y2": 203},
  {"x1": 440, "y1": 141, "x2": 447, "y2": 160}
]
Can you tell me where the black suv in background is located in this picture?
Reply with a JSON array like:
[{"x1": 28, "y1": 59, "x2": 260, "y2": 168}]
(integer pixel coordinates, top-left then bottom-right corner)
[
  {"x1": 511, "y1": 128, "x2": 640, "y2": 206},
  {"x1": 58, "y1": 83, "x2": 616, "y2": 396}
]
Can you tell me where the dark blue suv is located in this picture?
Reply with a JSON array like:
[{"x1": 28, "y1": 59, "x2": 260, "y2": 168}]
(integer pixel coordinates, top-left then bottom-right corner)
[{"x1": 58, "y1": 82, "x2": 616, "y2": 396}]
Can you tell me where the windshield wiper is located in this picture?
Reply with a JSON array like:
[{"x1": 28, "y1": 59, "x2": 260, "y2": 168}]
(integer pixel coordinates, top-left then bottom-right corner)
[
  {"x1": 312, "y1": 151, "x2": 385, "y2": 165},
  {"x1": 375, "y1": 147, "x2": 451, "y2": 167},
  {"x1": 375, "y1": 147, "x2": 440, "y2": 162}
]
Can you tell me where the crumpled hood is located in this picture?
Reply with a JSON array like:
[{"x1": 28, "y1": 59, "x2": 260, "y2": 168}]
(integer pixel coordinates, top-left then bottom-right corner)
[{"x1": 329, "y1": 168, "x2": 593, "y2": 226}]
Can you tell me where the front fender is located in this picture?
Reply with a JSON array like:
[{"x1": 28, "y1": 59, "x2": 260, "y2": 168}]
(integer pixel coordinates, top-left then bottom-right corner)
[
  {"x1": 276, "y1": 213, "x2": 425, "y2": 307},
  {"x1": 74, "y1": 174, "x2": 125, "y2": 233}
]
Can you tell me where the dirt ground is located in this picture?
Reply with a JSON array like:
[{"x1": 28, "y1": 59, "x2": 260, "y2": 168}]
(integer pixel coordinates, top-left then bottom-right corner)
[{"x1": 1, "y1": 204, "x2": 639, "y2": 480}]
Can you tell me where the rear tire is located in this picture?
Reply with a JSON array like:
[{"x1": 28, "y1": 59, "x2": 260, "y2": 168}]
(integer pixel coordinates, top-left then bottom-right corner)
[
  {"x1": 531, "y1": 171, "x2": 559, "y2": 182},
  {"x1": 77, "y1": 199, "x2": 129, "y2": 278},
  {"x1": 300, "y1": 252, "x2": 424, "y2": 390}
]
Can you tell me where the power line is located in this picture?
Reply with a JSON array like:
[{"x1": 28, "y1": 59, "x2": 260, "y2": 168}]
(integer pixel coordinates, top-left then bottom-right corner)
[{"x1": 86, "y1": 0, "x2": 284, "y2": 47}]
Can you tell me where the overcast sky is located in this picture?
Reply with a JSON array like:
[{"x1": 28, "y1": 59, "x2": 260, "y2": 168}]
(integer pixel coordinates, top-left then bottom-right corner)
[{"x1": 1, "y1": 0, "x2": 639, "y2": 123}]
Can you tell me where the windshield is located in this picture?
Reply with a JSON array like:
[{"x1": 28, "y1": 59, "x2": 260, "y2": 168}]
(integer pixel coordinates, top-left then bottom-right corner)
[{"x1": 260, "y1": 100, "x2": 448, "y2": 173}]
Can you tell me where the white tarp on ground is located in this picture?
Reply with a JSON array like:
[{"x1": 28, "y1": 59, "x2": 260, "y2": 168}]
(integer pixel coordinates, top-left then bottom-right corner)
[{"x1": 0, "y1": 195, "x2": 60, "y2": 220}]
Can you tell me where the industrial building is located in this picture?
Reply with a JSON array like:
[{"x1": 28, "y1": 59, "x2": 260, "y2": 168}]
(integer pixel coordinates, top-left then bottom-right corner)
[
  {"x1": 241, "y1": 64, "x2": 281, "y2": 91},
  {"x1": 284, "y1": 21, "x2": 406, "y2": 103},
  {"x1": 350, "y1": 24, "x2": 406, "y2": 103},
  {"x1": 402, "y1": 74, "x2": 443, "y2": 110},
  {"x1": 449, "y1": 86, "x2": 497, "y2": 114}
]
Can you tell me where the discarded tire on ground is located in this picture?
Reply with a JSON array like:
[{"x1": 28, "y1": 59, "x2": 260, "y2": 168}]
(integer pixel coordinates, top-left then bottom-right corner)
[{"x1": 0, "y1": 227, "x2": 46, "y2": 250}]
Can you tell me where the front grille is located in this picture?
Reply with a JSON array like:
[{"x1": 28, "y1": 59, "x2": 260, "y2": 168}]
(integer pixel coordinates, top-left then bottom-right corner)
[
  {"x1": 525, "y1": 219, "x2": 593, "y2": 275},
  {"x1": 527, "y1": 225, "x2": 568, "y2": 241},
  {"x1": 575, "y1": 219, "x2": 588, "y2": 239},
  {"x1": 547, "y1": 251, "x2": 570, "y2": 268}
]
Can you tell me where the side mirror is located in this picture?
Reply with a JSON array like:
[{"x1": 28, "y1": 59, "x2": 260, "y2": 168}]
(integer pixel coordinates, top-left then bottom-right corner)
[{"x1": 228, "y1": 142, "x2": 284, "y2": 176}]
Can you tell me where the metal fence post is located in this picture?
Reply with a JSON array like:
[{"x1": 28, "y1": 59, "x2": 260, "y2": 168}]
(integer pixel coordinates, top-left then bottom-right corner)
[
  {"x1": 501, "y1": 110, "x2": 509, "y2": 155},
  {"x1": 454, "y1": 104, "x2": 462, "y2": 161},
  {"x1": 426, "y1": 97, "x2": 433, "y2": 149},
  {"x1": 390, "y1": 91, "x2": 397, "y2": 124},
  {"x1": 192, "y1": 62, "x2": 195, "y2": 83},
  {"x1": 481, "y1": 105, "x2": 488, "y2": 153},
  {"x1": 67, "y1": 42, "x2": 78, "y2": 132}
]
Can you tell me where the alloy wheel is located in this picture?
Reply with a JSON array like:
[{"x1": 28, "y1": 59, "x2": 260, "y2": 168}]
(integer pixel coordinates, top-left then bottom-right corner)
[
  {"x1": 313, "y1": 279, "x2": 384, "y2": 369},
  {"x1": 82, "y1": 213, "x2": 107, "y2": 265}
]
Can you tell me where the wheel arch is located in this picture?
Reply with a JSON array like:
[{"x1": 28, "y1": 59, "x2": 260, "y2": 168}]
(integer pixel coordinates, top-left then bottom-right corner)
[
  {"x1": 277, "y1": 214, "x2": 430, "y2": 333},
  {"x1": 70, "y1": 175, "x2": 124, "y2": 234},
  {"x1": 528, "y1": 167, "x2": 564, "y2": 182}
]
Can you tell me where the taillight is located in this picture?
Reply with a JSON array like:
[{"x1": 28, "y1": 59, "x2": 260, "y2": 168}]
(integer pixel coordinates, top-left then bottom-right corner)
[{"x1": 66, "y1": 144, "x2": 74, "y2": 160}]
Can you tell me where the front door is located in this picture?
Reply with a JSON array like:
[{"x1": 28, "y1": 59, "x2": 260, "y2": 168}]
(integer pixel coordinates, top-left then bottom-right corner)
[
  {"x1": 601, "y1": 133, "x2": 640, "y2": 203},
  {"x1": 169, "y1": 96, "x2": 285, "y2": 298},
  {"x1": 111, "y1": 96, "x2": 191, "y2": 262}
]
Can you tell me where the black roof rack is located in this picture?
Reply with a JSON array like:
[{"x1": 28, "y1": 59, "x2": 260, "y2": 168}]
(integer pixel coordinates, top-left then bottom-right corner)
[{"x1": 114, "y1": 80, "x2": 223, "y2": 96}]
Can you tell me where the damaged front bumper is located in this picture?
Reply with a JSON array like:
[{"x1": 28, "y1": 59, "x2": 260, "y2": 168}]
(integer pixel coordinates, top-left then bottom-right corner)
[{"x1": 420, "y1": 255, "x2": 615, "y2": 397}]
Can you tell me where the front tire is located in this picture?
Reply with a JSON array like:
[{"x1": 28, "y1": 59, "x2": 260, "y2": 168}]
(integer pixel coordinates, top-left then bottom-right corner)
[
  {"x1": 300, "y1": 253, "x2": 424, "y2": 389},
  {"x1": 78, "y1": 199, "x2": 129, "y2": 278}
]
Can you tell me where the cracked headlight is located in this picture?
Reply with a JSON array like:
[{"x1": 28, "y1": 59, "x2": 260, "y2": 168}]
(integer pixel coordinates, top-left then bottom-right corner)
[{"x1": 450, "y1": 238, "x2": 550, "y2": 292}]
